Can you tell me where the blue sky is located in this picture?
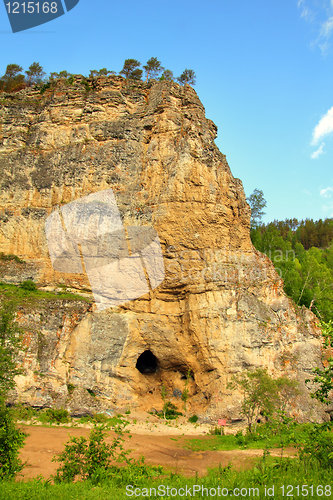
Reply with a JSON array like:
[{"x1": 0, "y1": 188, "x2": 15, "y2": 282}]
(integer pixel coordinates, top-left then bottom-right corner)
[{"x1": 1, "y1": 0, "x2": 333, "y2": 223}]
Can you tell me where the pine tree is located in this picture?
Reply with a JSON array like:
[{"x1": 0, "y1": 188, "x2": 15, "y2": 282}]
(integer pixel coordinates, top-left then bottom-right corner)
[
  {"x1": 89, "y1": 68, "x2": 115, "y2": 78},
  {"x1": 177, "y1": 69, "x2": 196, "y2": 86},
  {"x1": 160, "y1": 69, "x2": 174, "y2": 81},
  {"x1": 25, "y1": 62, "x2": 45, "y2": 86},
  {"x1": 247, "y1": 188, "x2": 267, "y2": 228},
  {"x1": 0, "y1": 64, "x2": 24, "y2": 93},
  {"x1": 119, "y1": 59, "x2": 142, "y2": 80},
  {"x1": 143, "y1": 57, "x2": 164, "y2": 81},
  {"x1": 49, "y1": 70, "x2": 71, "y2": 80}
]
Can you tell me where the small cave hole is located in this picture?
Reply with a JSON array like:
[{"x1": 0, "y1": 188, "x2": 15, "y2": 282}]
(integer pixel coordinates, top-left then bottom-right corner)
[
  {"x1": 136, "y1": 350, "x2": 158, "y2": 374},
  {"x1": 180, "y1": 372, "x2": 195, "y2": 381}
]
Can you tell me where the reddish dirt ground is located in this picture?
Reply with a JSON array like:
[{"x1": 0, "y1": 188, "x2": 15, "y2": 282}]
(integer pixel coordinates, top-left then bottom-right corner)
[{"x1": 18, "y1": 425, "x2": 296, "y2": 480}]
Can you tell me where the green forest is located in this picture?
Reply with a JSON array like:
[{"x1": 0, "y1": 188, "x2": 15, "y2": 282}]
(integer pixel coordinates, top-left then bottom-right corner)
[{"x1": 248, "y1": 191, "x2": 333, "y2": 322}]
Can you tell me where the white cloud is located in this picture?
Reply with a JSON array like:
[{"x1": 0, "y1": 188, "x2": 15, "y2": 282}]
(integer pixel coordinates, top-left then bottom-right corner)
[
  {"x1": 311, "y1": 106, "x2": 333, "y2": 144},
  {"x1": 320, "y1": 185, "x2": 333, "y2": 215},
  {"x1": 322, "y1": 202, "x2": 333, "y2": 216},
  {"x1": 320, "y1": 186, "x2": 333, "y2": 197},
  {"x1": 298, "y1": 1, "x2": 333, "y2": 52},
  {"x1": 311, "y1": 142, "x2": 325, "y2": 158},
  {"x1": 297, "y1": 1, "x2": 315, "y2": 22},
  {"x1": 320, "y1": 15, "x2": 333, "y2": 36}
]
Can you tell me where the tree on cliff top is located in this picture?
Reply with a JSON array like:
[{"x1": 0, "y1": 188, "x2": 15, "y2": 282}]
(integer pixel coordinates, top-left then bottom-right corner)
[
  {"x1": 0, "y1": 64, "x2": 25, "y2": 93},
  {"x1": 177, "y1": 69, "x2": 196, "y2": 86},
  {"x1": 143, "y1": 57, "x2": 164, "y2": 82},
  {"x1": 89, "y1": 68, "x2": 115, "y2": 78},
  {"x1": 119, "y1": 59, "x2": 142, "y2": 80},
  {"x1": 50, "y1": 70, "x2": 72, "y2": 80},
  {"x1": 25, "y1": 62, "x2": 45, "y2": 86},
  {"x1": 247, "y1": 188, "x2": 267, "y2": 228},
  {"x1": 160, "y1": 69, "x2": 174, "y2": 81}
]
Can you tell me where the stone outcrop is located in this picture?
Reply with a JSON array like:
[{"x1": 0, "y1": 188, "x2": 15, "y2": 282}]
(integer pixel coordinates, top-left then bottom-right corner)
[{"x1": 0, "y1": 76, "x2": 325, "y2": 420}]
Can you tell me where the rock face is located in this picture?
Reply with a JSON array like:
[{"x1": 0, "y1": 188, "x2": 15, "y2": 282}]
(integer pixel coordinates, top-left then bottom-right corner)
[{"x1": 0, "y1": 76, "x2": 325, "y2": 420}]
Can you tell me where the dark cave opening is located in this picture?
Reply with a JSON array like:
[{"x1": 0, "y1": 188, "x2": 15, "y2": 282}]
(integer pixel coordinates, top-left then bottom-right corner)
[{"x1": 136, "y1": 350, "x2": 158, "y2": 374}]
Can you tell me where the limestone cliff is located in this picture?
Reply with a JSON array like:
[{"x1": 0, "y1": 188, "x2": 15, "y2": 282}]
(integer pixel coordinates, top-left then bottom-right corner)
[{"x1": 0, "y1": 76, "x2": 325, "y2": 420}]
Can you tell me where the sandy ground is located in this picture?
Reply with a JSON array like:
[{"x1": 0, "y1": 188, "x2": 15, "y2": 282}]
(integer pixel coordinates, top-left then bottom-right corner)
[{"x1": 18, "y1": 415, "x2": 296, "y2": 480}]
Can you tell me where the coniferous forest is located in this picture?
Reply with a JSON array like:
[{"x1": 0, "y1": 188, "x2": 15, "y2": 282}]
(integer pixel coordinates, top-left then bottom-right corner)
[{"x1": 251, "y1": 217, "x2": 333, "y2": 322}]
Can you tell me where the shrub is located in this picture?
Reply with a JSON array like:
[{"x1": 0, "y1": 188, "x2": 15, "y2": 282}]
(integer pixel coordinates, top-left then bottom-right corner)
[
  {"x1": 13, "y1": 404, "x2": 39, "y2": 421},
  {"x1": 93, "y1": 413, "x2": 109, "y2": 424},
  {"x1": 67, "y1": 383, "x2": 75, "y2": 395},
  {"x1": 53, "y1": 421, "x2": 162, "y2": 485},
  {"x1": 19, "y1": 280, "x2": 37, "y2": 291},
  {"x1": 41, "y1": 407, "x2": 70, "y2": 424},
  {"x1": 158, "y1": 402, "x2": 182, "y2": 420},
  {"x1": 39, "y1": 82, "x2": 51, "y2": 94},
  {"x1": 228, "y1": 368, "x2": 298, "y2": 433},
  {"x1": 188, "y1": 415, "x2": 198, "y2": 423},
  {"x1": 0, "y1": 253, "x2": 25, "y2": 264},
  {"x1": 53, "y1": 422, "x2": 130, "y2": 483},
  {"x1": 0, "y1": 399, "x2": 26, "y2": 479},
  {"x1": 209, "y1": 426, "x2": 223, "y2": 435},
  {"x1": 297, "y1": 422, "x2": 333, "y2": 469}
]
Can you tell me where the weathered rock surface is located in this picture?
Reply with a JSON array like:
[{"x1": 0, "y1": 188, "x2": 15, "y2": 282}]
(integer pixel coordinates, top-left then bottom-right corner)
[{"x1": 0, "y1": 76, "x2": 325, "y2": 420}]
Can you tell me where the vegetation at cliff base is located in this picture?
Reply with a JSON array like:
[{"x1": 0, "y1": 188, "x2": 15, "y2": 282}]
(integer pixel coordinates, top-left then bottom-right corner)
[
  {"x1": 0, "y1": 281, "x2": 91, "y2": 305},
  {"x1": 0, "y1": 303, "x2": 26, "y2": 479}
]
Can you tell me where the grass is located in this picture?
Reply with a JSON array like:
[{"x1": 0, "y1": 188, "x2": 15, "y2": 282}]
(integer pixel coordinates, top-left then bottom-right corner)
[
  {"x1": 0, "y1": 252, "x2": 25, "y2": 264},
  {"x1": 12, "y1": 405, "x2": 127, "y2": 428},
  {"x1": 0, "y1": 458, "x2": 332, "y2": 499},
  {"x1": 185, "y1": 422, "x2": 312, "y2": 452},
  {"x1": 0, "y1": 281, "x2": 91, "y2": 305}
]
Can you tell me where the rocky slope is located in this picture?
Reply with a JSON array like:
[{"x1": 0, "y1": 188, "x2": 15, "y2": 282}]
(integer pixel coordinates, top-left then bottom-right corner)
[{"x1": 0, "y1": 76, "x2": 325, "y2": 421}]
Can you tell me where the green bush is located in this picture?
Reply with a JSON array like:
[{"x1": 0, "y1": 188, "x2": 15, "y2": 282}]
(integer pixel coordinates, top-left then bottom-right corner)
[
  {"x1": 209, "y1": 426, "x2": 222, "y2": 435},
  {"x1": 188, "y1": 415, "x2": 198, "y2": 423},
  {"x1": 158, "y1": 402, "x2": 182, "y2": 420},
  {"x1": 297, "y1": 422, "x2": 333, "y2": 469},
  {"x1": 39, "y1": 82, "x2": 51, "y2": 94},
  {"x1": 52, "y1": 421, "x2": 161, "y2": 485},
  {"x1": 0, "y1": 399, "x2": 26, "y2": 479},
  {"x1": 12, "y1": 404, "x2": 39, "y2": 421},
  {"x1": 40, "y1": 407, "x2": 70, "y2": 424},
  {"x1": 19, "y1": 280, "x2": 37, "y2": 291},
  {"x1": 92, "y1": 413, "x2": 109, "y2": 424},
  {"x1": 66, "y1": 383, "x2": 75, "y2": 395},
  {"x1": 0, "y1": 253, "x2": 25, "y2": 264}
]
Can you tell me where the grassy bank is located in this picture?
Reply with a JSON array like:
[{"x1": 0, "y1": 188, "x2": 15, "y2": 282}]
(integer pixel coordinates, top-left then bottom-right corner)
[{"x1": 0, "y1": 459, "x2": 332, "y2": 499}]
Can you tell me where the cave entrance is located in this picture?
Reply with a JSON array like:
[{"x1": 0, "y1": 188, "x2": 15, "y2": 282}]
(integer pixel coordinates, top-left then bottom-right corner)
[{"x1": 136, "y1": 350, "x2": 158, "y2": 374}]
